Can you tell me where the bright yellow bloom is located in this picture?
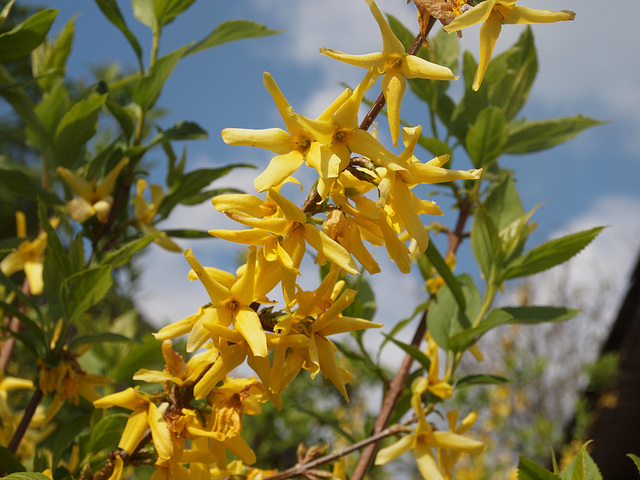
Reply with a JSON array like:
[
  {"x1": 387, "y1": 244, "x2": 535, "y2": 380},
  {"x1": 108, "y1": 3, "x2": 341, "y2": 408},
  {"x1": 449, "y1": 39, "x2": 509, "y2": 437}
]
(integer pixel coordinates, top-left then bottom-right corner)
[
  {"x1": 320, "y1": 0, "x2": 457, "y2": 147},
  {"x1": 424, "y1": 334, "x2": 453, "y2": 399},
  {"x1": 57, "y1": 157, "x2": 129, "y2": 223},
  {"x1": 94, "y1": 386, "x2": 173, "y2": 460},
  {"x1": 135, "y1": 179, "x2": 182, "y2": 252},
  {"x1": 0, "y1": 212, "x2": 58, "y2": 295},
  {"x1": 183, "y1": 247, "x2": 268, "y2": 357},
  {"x1": 221, "y1": 73, "x2": 332, "y2": 192},
  {"x1": 439, "y1": 410, "x2": 481, "y2": 479},
  {"x1": 375, "y1": 377, "x2": 484, "y2": 479},
  {"x1": 443, "y1": 0, "x2": 575, "y2": 90}
]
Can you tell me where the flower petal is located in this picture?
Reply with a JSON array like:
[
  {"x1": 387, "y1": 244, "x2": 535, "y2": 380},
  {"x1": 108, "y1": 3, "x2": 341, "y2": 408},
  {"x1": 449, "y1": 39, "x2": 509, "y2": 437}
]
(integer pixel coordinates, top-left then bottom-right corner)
[{"x1": 221, "y1": 127, "x2": 293, "y2": 154}]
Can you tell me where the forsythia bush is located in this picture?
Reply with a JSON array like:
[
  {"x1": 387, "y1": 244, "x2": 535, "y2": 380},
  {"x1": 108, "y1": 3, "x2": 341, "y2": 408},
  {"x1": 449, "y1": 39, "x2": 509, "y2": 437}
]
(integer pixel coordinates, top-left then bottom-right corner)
[{"x1": 0, "y1": 0, "x2": 627, "y2": 479}]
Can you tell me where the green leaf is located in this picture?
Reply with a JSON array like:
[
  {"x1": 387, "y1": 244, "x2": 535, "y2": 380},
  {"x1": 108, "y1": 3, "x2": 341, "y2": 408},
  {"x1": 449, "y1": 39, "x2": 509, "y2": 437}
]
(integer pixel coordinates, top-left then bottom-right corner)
[
  {"x1": 517, "y1": 456, "x2": 560, "y2": 480},
  {"x1": 0, "y1": 300, "x2": 45, "y2": 352},
  {"x1": 157, "y1": 163, "x2": 254, "y2": 219},
  {"x1": 560, "y1": 441, "x2": 601, "y2": 480},
  {"x1": 105, "y1": 99, "x2": 136, "y2": 140},
  {"x1": 38, "y1": 199, "x2": 72, "y2": 301},
  {"x1": 504, "y1": 116, "x2": 605, "y2": 155},
  {"x1": 502, "y1": 227, "x2": 605, "y2": 281},
  {"x1": 51, "y1": 414, "x2": 91, "y2": 468},
  {"x1": 163, "y1": 229, "x2": 212, "y2": 239},
  {"x1": 0, "y1": 167, "x2": 63, "y2": 205},
  {"x1": 1, "y1": 473, "x2": 52, "y2": 480},
  {"x1": 417, "y1": 135, "x2": 452, "y2": 157},
  {"x1": 149, "y1": 120, "x2": 208, "y2": 146},
  {"x1": 627, "y1": 454, "x2": 640, "y2": 474},
  {"x1": 0, "y1": 446, "x2": 25, "y2": 473},
  {"x1": 0, "y1": 9, "x2": 57, "y2": 63},
  {"x1": 131, "y1": 0, "x2": 156, "y2": 28},
  {"x1": 0, "y1": 1, "x2": 17, "y2": 29},
  {"x1": 60, "y1": 266, "x2": 113, "y2": 324},
  {"x1": 101, "y1": 233, "x2": 160, "y2": 269},
  {"x1": 455, "y1": 374, "x2": 509, "y2": 388},
  {"x1": 424, "y1": 241, "x2": 465, "y2": 313},
  {"x1": 34, "y1": 15, "x2": 76, "y2": 92},
  {"x1": 88, "y1": 413, "x2": 128, "y2": 453},
  {"x1": 447, "y1": 306, "x2": 578, "y2": 352},
  {"x1": 383, "y1": 335, "x2": 431, "y2": 371},
  {"x1": 110, "y1": 335, "x2": 163, "y2": 382},
  {"x1": 470, "y1": 206, "x2": 500, "y2": 281},
  {"x1": 484, "y1": 26, "x2": 538, "y2": 120},
  {"x1": 68, "y1": 332, "x2": 140, "y2": 352},
  {"x1": 448, "y1": 51, "x2": 488, "y2": 140},
  {"x1": 94, "y1": 0, "x2": 144, "y2": 70},
  {"x1": 427, "y1": 274, "x2": 480, "y2": 351},
  {"x1": 484, "y1": 173, "x2": 524, "y2": 232},
  {"x1": 380, "y1": 301, "x2": 428, "y2": 351},
  {"x1": 186, "y1": 19, "x2": 283, "y2": 56},
  {"x1": 133, "y1": 45, "x2": 188, "y2": 111},
  {"x1": 54, "y1": 92, "x2": 108, "y2": 168},
  {"x1": 465, "y1": 106, "x2": 509, "y2": 168}
]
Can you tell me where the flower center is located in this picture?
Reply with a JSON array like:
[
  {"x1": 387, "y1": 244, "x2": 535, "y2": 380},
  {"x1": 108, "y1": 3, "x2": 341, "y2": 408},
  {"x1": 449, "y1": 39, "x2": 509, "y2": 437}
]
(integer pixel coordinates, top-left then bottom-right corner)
[
  {"x1": 223, "y1": 297, "x2": 241, "y2": 314},
  {"x1": 384, "y1": 55, "x2": 403, "y2": 74},
  {"x1": 333, "y1": 128, "x2": 349, "y2": 145}
]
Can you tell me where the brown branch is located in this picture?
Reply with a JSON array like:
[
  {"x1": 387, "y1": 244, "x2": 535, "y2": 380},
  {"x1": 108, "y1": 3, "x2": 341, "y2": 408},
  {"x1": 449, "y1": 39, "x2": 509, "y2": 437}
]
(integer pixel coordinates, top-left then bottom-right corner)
[
  {"x1": 8, "y1": 387, "x2": 43, "y2": 455},
  {"x1": 263, "y1": 420, "x2": 413, "y2": 480},
  {"x1": 0, "y1": 279, "x2": 31, "y2": 373}
]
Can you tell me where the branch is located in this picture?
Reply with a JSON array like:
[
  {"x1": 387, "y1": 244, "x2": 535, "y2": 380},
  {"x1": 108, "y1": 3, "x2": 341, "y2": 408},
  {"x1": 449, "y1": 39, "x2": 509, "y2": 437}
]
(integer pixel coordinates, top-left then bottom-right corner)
[{"x1": 263, "y1": 420, "x2": 413, "y2": 480}]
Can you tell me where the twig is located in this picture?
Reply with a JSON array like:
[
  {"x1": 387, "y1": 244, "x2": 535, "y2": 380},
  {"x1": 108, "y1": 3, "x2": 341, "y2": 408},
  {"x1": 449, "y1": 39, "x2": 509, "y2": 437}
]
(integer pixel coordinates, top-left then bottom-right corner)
[
  {"x1": 8, "y1": 387, "x2": 43, "y2": 455},
  {"x1": 263, "y1": 421, "x2": 413, "y2": 480}
]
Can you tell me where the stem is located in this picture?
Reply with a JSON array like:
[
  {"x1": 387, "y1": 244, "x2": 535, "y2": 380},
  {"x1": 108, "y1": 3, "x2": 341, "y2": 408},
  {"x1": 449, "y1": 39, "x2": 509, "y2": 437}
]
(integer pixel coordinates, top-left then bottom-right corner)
[
  {"x1": 263, "y1": 421, "x2": 413, "y2": 480},
  {"x1": 350, "y1": 312, "x2": 427, "y2": 480},
  {"x1": 8, "y1": 387, "x2": 44, "y2": 455}
]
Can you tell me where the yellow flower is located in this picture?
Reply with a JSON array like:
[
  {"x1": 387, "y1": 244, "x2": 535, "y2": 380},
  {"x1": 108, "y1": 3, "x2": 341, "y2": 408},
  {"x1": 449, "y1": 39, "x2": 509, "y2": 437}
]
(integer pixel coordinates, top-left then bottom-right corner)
[
  {"x1": 375, "y1": 377, "x2": 484, "y2": 479},
  {"x1": 1, "y1": 212, "x2": 58, "y2": 295},
  {"x1": 320, "y1": 0, "x2": 457, "y2": 147},
  {"x1": 135, "y1": 179, "x2": 182, "y2": 252},
  {"x1": 94, "y1": 386, "x2": 173, "y2": 460},
  {"x1": 221, "y1": 73, "x2": 329, "y2": 192},
  {"x1": 57, "y1": 157, "x2": 129, "y2": 223},
  {"x1": 182, "y1": 247, "x2": 268, "y2": 358},
  {"x1": 443, "y1": 0, "x2": 575, "y2": 90},
  {"x1": 439, "y1": 410, "x2": 482, "y2": 479}
]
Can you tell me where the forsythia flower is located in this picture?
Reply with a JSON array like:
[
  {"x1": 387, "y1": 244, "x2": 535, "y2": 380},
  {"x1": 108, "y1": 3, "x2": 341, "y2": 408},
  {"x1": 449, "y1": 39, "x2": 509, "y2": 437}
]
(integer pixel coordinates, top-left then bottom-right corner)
[
  {"x1": 320, "y1": 0, "x2": 457, "y2": 147},
  {"x1": 0, "y1": 211, "x2": 58, "y2": 295},
  {"x1": 443, "y1": 0, "x2": 575, "y2": 90},
  {"x1": 57, "y1": 157, "x2": 129, "y2": 223},
  {"x1": 94, "y1": 386, "x2": 173, "y2": 460},
  {"x1": 135, "y1": 179, "x2": 182, "y2": 252},
  {"x1": 375, "y1": 377, "x2": 484, "y2": 479}
]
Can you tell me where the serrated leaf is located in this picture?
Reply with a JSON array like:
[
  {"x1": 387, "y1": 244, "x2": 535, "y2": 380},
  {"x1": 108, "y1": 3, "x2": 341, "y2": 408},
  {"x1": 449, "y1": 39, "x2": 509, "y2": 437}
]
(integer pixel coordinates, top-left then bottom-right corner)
[
  {"x1": 0, "y1": 9, "x2": 57, "y2": 62},
  {"x1": 0, "y1": 446, "x2": 25, "y2": 473},
  {"x1": 88, "y1": 413, "x2": 128, "y2": 453},
  {"x1": 560, "y1": 441, "x2": 601, "y2": 480},
  {"x1": 485, "y1": 26, "x2": 538, "y2": 120},
  {"x1": 504, "y1": 116, "x2": 605, "y2": 155},
  {"x1": 447, "y1": 306, "x2": 578, "y2": 352},
  {"x1": 0, "y1": 168, "x2": 63, "y2": 205},
  {"x1": 502, "y1": 227, "x2": 605, "y2": 281},
  {"x1": 60, "y1": 266, "x2": 113, "y2": 324},
  {"x1": 149, "y1": 120, "x2": 208, "y2": 147},
  {"x1": 517, "y1": 456, "x2": 560, "y2": 480},
  {"x1": 465, "y1": 106, "x2": 509, "y2": 168},
  {"x1": 94, "y1": 0, "x2": 144, "y2": 70},
  {"x1": 455, "y1": 374, "x2": 509, "y2": 388},
  {"x1": 133, "y1": 45, "x2": 188, "y2": 111},
  {"x1": 186, "y1": 19, "x2": 282, "y2": 56},
  {"x1": 101, "y1": 233, "x2": 160, "y2": 268},
  {"x1": 54, "y1": 92, "x2": 108, "y2": 168}
]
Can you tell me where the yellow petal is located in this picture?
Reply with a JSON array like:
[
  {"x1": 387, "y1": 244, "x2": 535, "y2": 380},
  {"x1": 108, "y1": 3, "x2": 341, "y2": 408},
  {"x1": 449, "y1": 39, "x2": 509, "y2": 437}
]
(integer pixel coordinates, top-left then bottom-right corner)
[
  {"x1": 381, "y1": 72, "x2": 405, "y2": 147},
  {"x1": 224, "y1": 435, "x2": 257, "y2": 465},
  {"x1": 118, "y1": 407, "x2": 149, "y2": 454},
  {"x1": 234, "y1": 308, "x2": 268, "y2": 357},
  {"x1": 96, "y1": 157, "x2": 130, "y2": 199},
  {"x1": 431, "y1": 430, "x2": 485, "y2": 453},
  {"x1": 57, "y1": 167, "x2": 94, "y2": 200},
  {"x1": 267, "y1": 188, "x2": 307, "y2": 224},
  {"x1": 503, "y1": 6, "x2": 575, "y2": 25},
  {"x1": 303, "y1": 225, "x2": 359, "y2": 275},
  {"x1": 212, "y1": 193, "x2": 273, "y2": 217},
  {"x1": 94, "y1": 387, "x2": 147, "y2": 410},
  {"x1": 23, "y1": 261, "x2": 44, "y2": 295},
  {"x1": 319, "y1": 48, "x2": 385, "y2": 72},
  {"x1": 315, "y1": 334, "x2": 349, "y2": 401},
  {"x1": 254, "y1": 150, "x2": 305, "y2": 192},
  {"x1": 414, "y1": 442, "x2": 445, "y2": 480},
  {"x1": 184, "y1": 249, "x2": 230, "y2": 307},
  {"x1": 374, "y1": 434, "x2": 415, "y2": 465},
  {"x1": 221, "y1": 127, "x2": 293, "y2": 154},
  {"x1": 366, "y1": 0, "x2": 405, "y2": 55},
  {"x1": 320, "y1": 316, "x2": 382, "y2": 336},
  {"x1": 147, "y1": 402, "x2": 173, "y2": 459},
  {"x1": 193, "y1": 344, "x2": 247, "y2": 400},
  {"x1": 106, "y1": 455, "x2": 124, "y2": 480},
  {"x1": 474, "y1": 12, "x2": 502, "y2": 91},
  {"x1": 443, "y1": 0, "x2": 496, "y2": 32},
  {"x1": 263, "y1": 72, "x2": 303, "y2": 135},
  {"x1": 230, "y1": 247, "x2": 256, "y2": 305},
  {"x1": 402, "y1": 55, "x2": 458, "y2": 81}
]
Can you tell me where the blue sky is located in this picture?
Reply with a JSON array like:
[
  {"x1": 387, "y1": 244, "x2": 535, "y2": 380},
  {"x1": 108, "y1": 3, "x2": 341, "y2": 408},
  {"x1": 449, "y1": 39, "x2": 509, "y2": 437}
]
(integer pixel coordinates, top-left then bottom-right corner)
[{"x1": 34, "y1": 0, "x2": 640, "y2": 337}]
